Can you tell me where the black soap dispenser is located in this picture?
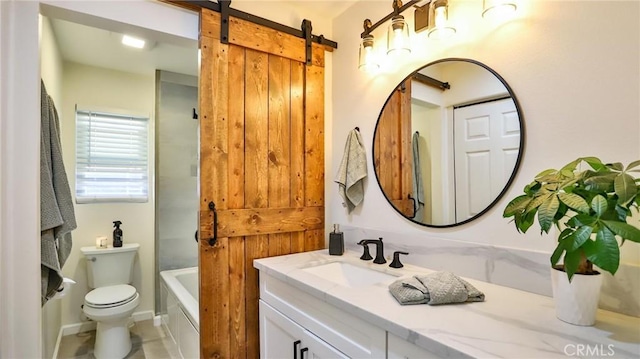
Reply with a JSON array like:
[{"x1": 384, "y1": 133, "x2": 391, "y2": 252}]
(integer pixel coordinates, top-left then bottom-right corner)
[
  {"x1": 329, "y1": 224, "x2": 344, "y2": 256},
  {"x1": 113, "y1": 221, "x2": 123, "y2": 248}
]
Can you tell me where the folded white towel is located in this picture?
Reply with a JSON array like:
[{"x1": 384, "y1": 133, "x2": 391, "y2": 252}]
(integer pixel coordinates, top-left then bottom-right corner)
[{"x1": 335, "y1": 129, "x2": 367, "y2": 213}]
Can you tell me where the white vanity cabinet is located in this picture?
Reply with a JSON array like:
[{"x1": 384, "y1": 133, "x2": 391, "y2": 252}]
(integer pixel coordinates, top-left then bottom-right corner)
[
  {"x1": 260, "y1": 301, "x2": 348, "y2": 358},
  {"x1": 259, "y1": 273, "x2": 387, "y2": 359}
]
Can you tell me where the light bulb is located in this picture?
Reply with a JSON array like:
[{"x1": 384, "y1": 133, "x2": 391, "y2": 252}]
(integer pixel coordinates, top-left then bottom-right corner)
[
  {"x1": 428, "y1": 3, "x2": 456, "y2": 40},
  {"x1": 359, "y1": 35, "x2": 379, "y2": 72},
  {"x1": 482, "y1": 0, "x2": 517, "y2": 21},
  {"x1": 387, "y1": 16, "x2": 411, "y2": 55}
]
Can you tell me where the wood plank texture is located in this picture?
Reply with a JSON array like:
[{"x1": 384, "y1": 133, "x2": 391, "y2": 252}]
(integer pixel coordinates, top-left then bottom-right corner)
[
  {"x1": 198, "y1": 34, "x2": 231, "y2": 358},
  {"x1": 245, "y1": 235, "x2": 269, "y2": 359},
  {"x1": 373, "y1": 84, "x2": 414, "y2": 218},
  {"x1": 400, "y1": 80, "x2": 413, "y2": 201},
  {"x1": 228, "y1": 45, "x2": 246, "y2": 211},
  {"x1": 290, "y1": 61, "x2": 305, "y2": 209},
  {"x1": 245, "y1": 49, "x2": 269, "y2": 209},
  {"x1": 227, "y1": 44, "x2": 246, "y2": 359},
  {"x1": 199, "y1": 8, "x2": 326, "y2": 358},
  {"x1": 200, "y1": 8, "x2": 325, "y2": 66},
  {"x1": 203, "y1": 206, "x2": 324, "y2": 238},
  {"x1": 304, "y1": 64, "x2": 325, "y2": 208}
]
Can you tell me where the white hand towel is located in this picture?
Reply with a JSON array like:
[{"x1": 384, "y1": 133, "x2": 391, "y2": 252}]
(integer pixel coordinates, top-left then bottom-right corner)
[{"x1": 335, "y1": 129, "x2": 367, "y2": 213}]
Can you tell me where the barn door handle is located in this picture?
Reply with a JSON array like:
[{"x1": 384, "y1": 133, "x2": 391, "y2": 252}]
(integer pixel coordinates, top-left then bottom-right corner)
[
  {"x1": 407, "y1": 194, "x2": 417, "y2": 219},
  {"x1": 208, "y1": 201, "x2": 217, "y2": 246}
]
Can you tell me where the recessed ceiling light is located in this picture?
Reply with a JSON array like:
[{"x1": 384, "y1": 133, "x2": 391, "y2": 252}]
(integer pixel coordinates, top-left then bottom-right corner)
[{"x1": 122, "y1": 35, "x2": 145, "y2": 49}]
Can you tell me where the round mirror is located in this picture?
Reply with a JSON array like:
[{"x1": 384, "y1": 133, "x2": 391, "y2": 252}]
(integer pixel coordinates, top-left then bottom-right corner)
[{"x1": 373, "y1": 58, "x2": 524, "y2": 227}]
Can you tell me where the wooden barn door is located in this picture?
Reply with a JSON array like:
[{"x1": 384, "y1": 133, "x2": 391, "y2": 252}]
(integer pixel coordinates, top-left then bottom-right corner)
[
  {"x1": 198, "y1": 8, "x2": 326, "y2": 359},
  {"x1": 373, "y1": 80, "x2": 413, "y2": 217}
]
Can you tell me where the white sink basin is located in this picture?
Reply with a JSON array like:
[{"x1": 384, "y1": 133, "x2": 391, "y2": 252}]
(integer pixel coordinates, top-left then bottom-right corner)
[{"x1": 302, "y1": 262, "x2": 397, "y2": 288}]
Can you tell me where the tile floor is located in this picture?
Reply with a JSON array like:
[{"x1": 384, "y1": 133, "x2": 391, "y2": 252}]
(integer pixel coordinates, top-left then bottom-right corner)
[{"x1": 57, "y1": 319, "x2": 181, "y2": 359}]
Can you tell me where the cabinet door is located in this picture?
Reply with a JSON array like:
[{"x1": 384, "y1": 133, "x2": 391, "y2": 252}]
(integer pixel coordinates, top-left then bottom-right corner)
[{"x1": 260, "y1": 301, "x2": 347, "y2": 359}]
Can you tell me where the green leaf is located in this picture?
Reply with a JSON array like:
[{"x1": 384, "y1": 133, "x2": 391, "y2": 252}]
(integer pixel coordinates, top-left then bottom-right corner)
[
  {"x1": 626, "y1": 160, "x2": 640, "y2": 171},
  {"x1": 518, "y1": 210, "x2": 537, "y2": 233},
  {"x1": 602, "y1": 221, "x2": 640, "y2": 243},
  {"x1": 569, "y1": 225, "x2": 593, "y2": 251},
  {"x1": 567, "y1": 214, "x2": 597, "y2": 227},
  {"x1": 581, "y1": 157, "x2": 605, "y2": 171},
  {"x1": 503, "y1": 195, "x2": 532, "y2": 218},
  {"x1": 560, "y1": 169, "x2": 575, "y2": 178},
  {"x1": 561, "y1": 159, "x2": 580, "y2": 173},
  {"x1": 584, "y1": 228, "x2": 620, "y2": 275},
  {"x1": 551, "y1": 229, "x2": 572, "y2": 266},
  {"x1": 584, "y1": 173, "x2": 616, "y2": 192},
  {"x1": 550, "y1": 244, "x2": 565, "y2": 266},
  {"x1": 525, "y1": 193, "x2": 552, "y2": 214},
  {"x1": 535, "y1": 168, "x2": 557, "y2": 179},
  {"x1": 564, "y1": 248, "x2": 581, "y2": 281},
  {"x1": 558, "y1": 192, "x2": 590, "y2": 213},
  {"x1": 609, "y1": 162, "x2": 624, "y2": 171},
  {"x1": 615, "y1": 173, "x2": 638, "y2": 205},
  {"x1": 538, "y1": 195, "x2": 559, "y2": 233},
  {"x1": 591, "y1": 195, "x2": 608, "y2": 217}
]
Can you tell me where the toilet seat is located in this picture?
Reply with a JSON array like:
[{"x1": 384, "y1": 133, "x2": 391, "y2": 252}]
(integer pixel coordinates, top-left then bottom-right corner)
[{"x1": 85, "y1": 284, "x2": 137, "y2": 309}]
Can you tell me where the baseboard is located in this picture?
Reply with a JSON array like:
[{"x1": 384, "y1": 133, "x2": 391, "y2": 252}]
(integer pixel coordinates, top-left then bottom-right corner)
[
  {"x1": 132, "y1": 310, "x2": 154, "y2": 322},
  {"x1": 61, "y1": 321, "x2": 97, "y2": 336},
  {"x1": 59, "y1": 309, "x2": 156, "y2": 337},
  {"x1": 51, "y1": 326, "x2": 64, "y2": 359}
]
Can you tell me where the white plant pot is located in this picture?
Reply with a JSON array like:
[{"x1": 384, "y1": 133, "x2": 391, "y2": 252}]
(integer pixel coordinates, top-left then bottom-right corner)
[{"x1": 550, "y1": 267, "x2": 603, "y2": 326}]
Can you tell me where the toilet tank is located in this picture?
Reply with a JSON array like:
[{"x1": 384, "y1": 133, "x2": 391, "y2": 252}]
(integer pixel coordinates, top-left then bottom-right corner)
[{"x1": 81, "y1": 243, "x2": 140, "y2": 288}]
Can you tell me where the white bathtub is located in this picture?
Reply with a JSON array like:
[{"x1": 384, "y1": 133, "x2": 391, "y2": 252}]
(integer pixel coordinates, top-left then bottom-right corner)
[{"x1": 160, "y1": 267, "x2": 199, "y2": 359}]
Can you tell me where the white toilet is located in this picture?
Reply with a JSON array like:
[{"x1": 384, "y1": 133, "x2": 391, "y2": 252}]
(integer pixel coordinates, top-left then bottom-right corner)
[{"x1": 81, "y1": 243, "x2": 140, "y2": 359}]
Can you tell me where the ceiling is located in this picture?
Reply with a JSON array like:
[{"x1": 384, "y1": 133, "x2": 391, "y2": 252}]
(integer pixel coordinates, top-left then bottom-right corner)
[
  {"x1": 49, "y1": 1, "x2": 355, "y2": 78},
  {"x1": 50, "y1": 18, "x2": 199, "y2": 77}
]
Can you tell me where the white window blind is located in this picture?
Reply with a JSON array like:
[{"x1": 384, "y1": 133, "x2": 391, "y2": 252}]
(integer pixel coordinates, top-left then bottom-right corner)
[{"x1": 75, "y1": 110, "x2": 149, "y2": 203}]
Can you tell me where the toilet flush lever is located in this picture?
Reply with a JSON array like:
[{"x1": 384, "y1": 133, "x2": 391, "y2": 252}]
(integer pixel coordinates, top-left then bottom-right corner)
[{"x1": 88, "y1": 257, "x2": 96, "y2": 262}]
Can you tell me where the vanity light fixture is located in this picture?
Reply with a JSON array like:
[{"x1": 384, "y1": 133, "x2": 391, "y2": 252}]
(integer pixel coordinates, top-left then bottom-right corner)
[
  {"x1": 358, "y1": 30, "x2": 379, "y2": 72},
  {"x1": 359, "y1": 0, "x2": 454, "y2": 71},
  {"x1": 482, "y1": 0, "x2": 517, "y2": 20},
  {"x1": 386, "y1": 0, "x2": 411, "y2": 55},
  {"x1": 427, "y1": 0, "x2": 456, "y2": 40},
  {"x1": 359, "y1": 0, "x2": 518, "y2": 71}
]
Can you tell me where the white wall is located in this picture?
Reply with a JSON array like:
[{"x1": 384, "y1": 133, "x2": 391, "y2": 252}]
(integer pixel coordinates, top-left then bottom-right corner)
[
  {"x1": 0, "y1": 1, "x2": 43, "y2": 358},
  {"x1": 40, "y1": 14, "x2": 65, "y2": 359},
  {"x1": 331, "y1": 0, "x2": 640, "y2": 263},
  {"x1": 60, "y1": 62, "x2": 156, "y2": 326}
]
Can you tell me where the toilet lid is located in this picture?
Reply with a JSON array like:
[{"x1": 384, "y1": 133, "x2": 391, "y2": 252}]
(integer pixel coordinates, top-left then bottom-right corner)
[{"x1": 85, "y1": 284, "x2": 137, "y2": 308}]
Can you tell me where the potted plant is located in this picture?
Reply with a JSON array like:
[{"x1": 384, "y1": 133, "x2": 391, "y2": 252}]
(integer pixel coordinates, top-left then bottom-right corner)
[{"x1": 503, "y1": 157, "x2": 640, "y2": 325}]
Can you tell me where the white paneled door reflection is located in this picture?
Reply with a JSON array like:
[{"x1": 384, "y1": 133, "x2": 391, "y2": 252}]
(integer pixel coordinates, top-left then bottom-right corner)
[{"x1": 454, "y1": 98, "x2": 519, "y2": 222}]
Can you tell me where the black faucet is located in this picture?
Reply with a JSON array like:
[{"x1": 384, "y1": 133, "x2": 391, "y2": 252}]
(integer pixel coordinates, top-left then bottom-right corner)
[
  {"x1": 357, "y1": 238, "x2": 386, "y2": 264},
  {"x1": 390, "y1": 251, "x2": 409, "y2": 268},
  {"x1": 358, "y1": 241, "x2": 373, "y2": 260}
]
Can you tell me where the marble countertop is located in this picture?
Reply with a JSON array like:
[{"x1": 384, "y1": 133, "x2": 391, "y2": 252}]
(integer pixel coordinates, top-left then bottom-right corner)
[{"x1": 254, "y1": 250, "x2": 640, "y2": 358}]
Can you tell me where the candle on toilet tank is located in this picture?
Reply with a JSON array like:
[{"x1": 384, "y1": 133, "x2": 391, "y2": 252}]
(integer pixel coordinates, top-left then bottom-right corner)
[{"x1": 96, "y1": 236, "x2": 108, "y2": 248}]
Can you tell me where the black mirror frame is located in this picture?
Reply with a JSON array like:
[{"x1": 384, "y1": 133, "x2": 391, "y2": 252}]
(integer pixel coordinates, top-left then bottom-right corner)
[{"x1": 372, "y1": 58, "x2": 526, "y2": 228}]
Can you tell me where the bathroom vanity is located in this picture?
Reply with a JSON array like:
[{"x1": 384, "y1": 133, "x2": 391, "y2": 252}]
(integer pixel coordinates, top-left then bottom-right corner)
[{"x1": 255, "y1": 251, "x2": 640, "y2": 358}]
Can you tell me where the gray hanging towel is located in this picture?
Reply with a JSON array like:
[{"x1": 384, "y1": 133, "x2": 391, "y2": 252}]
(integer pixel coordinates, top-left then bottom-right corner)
[
  {"x1": 389, "y1": 272, "x2": 485, "y2": 305},
  {"x1": 40, "y1": 80, "x2": 77, "y2": 305},
  {"x1": 335, "y1": 129, "x2": 367, "y2": 213},
  {"x1": 411, "y1": 132, "x2": 425, "y2": 220}
]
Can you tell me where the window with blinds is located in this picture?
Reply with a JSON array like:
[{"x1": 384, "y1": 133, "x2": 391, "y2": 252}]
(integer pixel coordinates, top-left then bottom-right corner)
[{"x1": 75, "y1": 110, "x2": 149, "y2": 203}]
